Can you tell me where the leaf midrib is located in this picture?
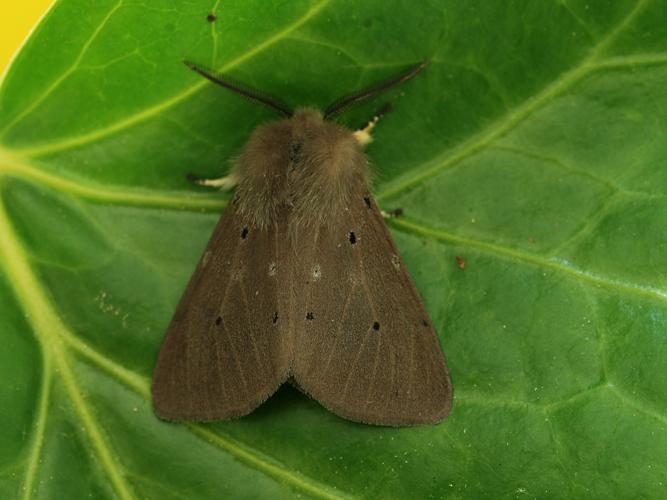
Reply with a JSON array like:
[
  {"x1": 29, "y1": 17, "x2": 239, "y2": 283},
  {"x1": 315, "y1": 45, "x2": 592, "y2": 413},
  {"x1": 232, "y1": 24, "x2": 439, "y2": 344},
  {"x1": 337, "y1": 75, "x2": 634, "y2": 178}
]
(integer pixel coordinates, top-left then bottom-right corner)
[
  {"x1": 0, "y1": 203, "x2": 134, "y2": 500},
  {"x1": 0, "y1": 193, "x2": 349, "y2": 499},
  {"x1": 391, "y1": 217, "x2": 667, "y2": 304}
]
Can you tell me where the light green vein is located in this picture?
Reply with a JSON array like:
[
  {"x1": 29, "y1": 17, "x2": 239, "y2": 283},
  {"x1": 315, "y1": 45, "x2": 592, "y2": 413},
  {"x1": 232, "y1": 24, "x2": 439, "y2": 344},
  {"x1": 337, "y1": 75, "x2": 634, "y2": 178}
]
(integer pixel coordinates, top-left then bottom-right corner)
[
  {"x1": 209, "y1": 0, "x2": 222, "y2": 65},
  {"x1": 558, "y1": 0, "x2": 596, "y2": 43},
  {"x1": 390, "y1": 217, "x2": 667, "y2": 305},
  {"x1": 490, "y1": 144, "x2": 621, "y2": 193},
  {"x1": 20, "y1": 356, "x2": 52, "y2": 500},
  {"x1": 187, "y1": 425, "x2": 348, "y2": 500},
  {"x1": 546, "y1": 193, "x2": 620, "y2": 257},
  {"x1": 54, "y1": 350, "x2": 135, "y2": 500},
  {"x1": 453, "y1": 392, "x2": 540, "y2": 410},
  {"x1": 455, "y1": 383, "x2": 609, "y2": 412},
  {"x1": 0, "y1": 147, "x2": 226, "y2": 211},
  {"x1": 126, "y1": 472, "x2": 191, "y2": 500},
  {"x1": 0, "y1": 0, "x2": 125, "y2": 138},
  {"x1": 60, "y1": 332, "x2": 149, "y2": 398},
  {"x1": 542, "y1": 384, "x2": 608, "y2": 412},
  {"x1": 55, "y1": 324, "x2": 348, "y2": 499},
  {"x1": 544, "y1": 382, "x2": 667, "y2": 426},
  {"x1": 375, "y1": 58, "x2": 590, "y2": 201},
  {"x1": 544, "y1": 412, "x2": 578, "y2": 494},
  {"x1": 13, "y1": 0, "x2": 331, "y2": 159},
  {"x1": 490, "y1": 144, "x2": 667, "y2": 204},
  {"x1": 609, "y1": 385, "x2": 667, "y2": 426},
  {"x1": 0, "y1": 201, "x2": 134, "y2": 500},
  {"x1": 594, "y1": 52, "x2": 667, "y2": 70},
  {"x1": 376, "y1": 0, "x2": 650, "y2": 202},
  {"x1": 286, "y1": 34, "x2": 363, "y2": 66}
]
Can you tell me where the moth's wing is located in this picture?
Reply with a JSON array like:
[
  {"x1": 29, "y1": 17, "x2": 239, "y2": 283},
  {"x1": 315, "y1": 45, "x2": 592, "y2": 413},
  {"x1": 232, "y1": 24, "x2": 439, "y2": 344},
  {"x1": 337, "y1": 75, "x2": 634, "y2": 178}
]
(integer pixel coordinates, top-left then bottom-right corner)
[
  {"x1": 291, "y1": 191, "x2": 452, "y2": 426},
  {"x1": 152, "y1": 206, "x2": 290, "y2": 421}
]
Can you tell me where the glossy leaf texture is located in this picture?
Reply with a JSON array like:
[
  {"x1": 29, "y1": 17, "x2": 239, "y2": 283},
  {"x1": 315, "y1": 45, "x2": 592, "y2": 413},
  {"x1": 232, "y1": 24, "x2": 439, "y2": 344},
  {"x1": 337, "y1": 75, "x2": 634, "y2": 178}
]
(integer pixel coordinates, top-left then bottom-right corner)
[{"x1": 1, "y1": 0, "x2": 666, "y2": 498}]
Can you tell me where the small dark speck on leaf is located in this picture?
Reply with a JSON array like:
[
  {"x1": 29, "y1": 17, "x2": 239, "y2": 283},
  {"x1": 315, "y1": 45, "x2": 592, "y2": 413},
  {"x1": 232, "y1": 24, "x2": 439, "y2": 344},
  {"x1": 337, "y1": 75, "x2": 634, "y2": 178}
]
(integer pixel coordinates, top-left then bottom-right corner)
[{"x1": 207, "y1": 13, "x2": 217, "y2": 22}]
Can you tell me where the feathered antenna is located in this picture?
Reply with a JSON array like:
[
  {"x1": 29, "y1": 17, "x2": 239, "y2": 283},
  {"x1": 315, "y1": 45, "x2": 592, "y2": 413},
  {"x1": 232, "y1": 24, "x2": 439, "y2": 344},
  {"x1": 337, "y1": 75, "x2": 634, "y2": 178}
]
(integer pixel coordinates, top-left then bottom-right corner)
[
  {"x1": 324, "y1": 61, "x2": 429, "y2": 119},
  {"x1": 184, "y1": 60, "x2": 293, "y2": 117}
]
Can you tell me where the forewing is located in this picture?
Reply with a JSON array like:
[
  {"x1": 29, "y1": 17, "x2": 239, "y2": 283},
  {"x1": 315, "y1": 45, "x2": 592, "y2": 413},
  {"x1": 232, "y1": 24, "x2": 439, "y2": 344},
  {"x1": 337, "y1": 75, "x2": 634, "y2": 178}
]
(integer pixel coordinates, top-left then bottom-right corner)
[
  {"x1": 152, "y1": 205, "x2": 290, "y2": 421},
  {"x1": 291, "y1": 190, "x2": 452, "y2": 426}
]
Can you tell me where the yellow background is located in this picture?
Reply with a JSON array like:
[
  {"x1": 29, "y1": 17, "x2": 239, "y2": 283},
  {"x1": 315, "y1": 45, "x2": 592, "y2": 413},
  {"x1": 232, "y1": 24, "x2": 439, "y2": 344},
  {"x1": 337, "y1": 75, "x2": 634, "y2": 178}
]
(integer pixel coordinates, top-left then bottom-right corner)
[{"x1": 0, "y1": 1, "x2": 54, "y2": 73}]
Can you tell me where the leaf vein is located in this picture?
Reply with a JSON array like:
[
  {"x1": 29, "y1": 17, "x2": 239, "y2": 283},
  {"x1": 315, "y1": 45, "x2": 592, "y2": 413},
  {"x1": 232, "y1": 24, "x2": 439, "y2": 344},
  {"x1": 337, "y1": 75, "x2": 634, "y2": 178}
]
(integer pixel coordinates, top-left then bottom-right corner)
[
  {"x1": 0, "y1": 199, "x2": 347, "y2": 500},
  {"x1": 376, "y1": 0, "x2": 651, "y2": 202},
  {"x1": 0, "y1": 0, "x2": 125, "y2": 138},
  {"x1": 391, "y1": 217, "x2": 667, "y2": 304},
  {"x1": 20, "y1": 359, "x2": 52, "y2": 500},
  {"x1": 0, "y1": 201, "x2": 135, "y2": 500},
  {"x1": 0, "y1": 148, "x2": 226, "y2": 211},
  {"x1": 13, "y1": 0, "x2": 331, "y2": 158}
]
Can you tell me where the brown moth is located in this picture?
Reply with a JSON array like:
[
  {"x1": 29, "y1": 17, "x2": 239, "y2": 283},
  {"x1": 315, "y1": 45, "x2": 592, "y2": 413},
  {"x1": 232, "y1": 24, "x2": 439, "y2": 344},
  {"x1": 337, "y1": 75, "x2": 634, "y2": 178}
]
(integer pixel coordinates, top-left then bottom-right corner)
[{"x1": 152, "y1": 61, "x2": 452, "y2": 426}]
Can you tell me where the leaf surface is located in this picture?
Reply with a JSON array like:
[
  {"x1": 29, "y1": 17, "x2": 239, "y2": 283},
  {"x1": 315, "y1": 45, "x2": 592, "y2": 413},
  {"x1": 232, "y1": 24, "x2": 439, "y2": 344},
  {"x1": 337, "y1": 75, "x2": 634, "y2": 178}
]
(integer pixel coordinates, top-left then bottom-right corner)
[{"x1": 1, "y1": 0, "x2": 666, "y2": 498}]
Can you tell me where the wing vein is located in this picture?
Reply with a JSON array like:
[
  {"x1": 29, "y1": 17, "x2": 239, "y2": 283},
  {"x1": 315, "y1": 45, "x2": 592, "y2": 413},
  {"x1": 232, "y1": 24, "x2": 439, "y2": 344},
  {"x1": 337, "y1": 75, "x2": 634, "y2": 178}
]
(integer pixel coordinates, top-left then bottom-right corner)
[
  {"x1": 340, "y1": 325, "x2": 372, "y2": 401},
  {"x1": 406, "y1": 332, "x2": 416, "y2": 399},
  {"x1": 364, "y1": 331, "x2": 382, "y2": 403},
  {"x1": 238, "y1": 278, "x2": 271, "y2": 377},
  {"x1": 339, "y1": 240, "x2": 379, "y2": 402},
  {"x1": 210, "y1": 228, "x2": 247, "y2": 400},
  {"x1": 321, "y1": 280, "x2": 356, "y2": 377},
  {"x1": 381, "y1": 345, "x2": 396, "y2": 415},
  {"x1": 215, "y1": 234, "x2": 249, "y2": 395}
]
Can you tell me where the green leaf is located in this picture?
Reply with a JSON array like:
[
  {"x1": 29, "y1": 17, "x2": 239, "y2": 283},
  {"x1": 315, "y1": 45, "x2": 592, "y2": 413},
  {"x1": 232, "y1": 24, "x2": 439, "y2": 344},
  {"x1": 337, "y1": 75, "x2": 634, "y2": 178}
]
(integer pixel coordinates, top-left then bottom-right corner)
[{"x1": 1, "y1": 0, "x2": 666, "y2": 498}]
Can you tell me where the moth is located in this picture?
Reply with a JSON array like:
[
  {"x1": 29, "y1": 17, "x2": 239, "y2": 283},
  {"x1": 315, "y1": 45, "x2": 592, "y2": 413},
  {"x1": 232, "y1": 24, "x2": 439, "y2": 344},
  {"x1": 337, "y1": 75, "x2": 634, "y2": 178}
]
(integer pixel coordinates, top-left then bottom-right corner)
[{"x1": 152, "y1": 60, "x2": 452, "y2": 426}]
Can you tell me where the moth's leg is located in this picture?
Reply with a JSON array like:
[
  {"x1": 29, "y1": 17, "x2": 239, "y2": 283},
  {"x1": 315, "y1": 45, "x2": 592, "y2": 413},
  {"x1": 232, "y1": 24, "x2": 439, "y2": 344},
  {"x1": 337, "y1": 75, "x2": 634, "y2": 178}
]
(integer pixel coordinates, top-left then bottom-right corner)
[
  {"x1": 186, "y1": 171, "x2": 239, "y2": 190},
  {"x1": 381, "y1": 208, "x2": 403, "y2": 219},
  {"x1": 353, "y1": 103, "x2": 393, "y2": 146}
]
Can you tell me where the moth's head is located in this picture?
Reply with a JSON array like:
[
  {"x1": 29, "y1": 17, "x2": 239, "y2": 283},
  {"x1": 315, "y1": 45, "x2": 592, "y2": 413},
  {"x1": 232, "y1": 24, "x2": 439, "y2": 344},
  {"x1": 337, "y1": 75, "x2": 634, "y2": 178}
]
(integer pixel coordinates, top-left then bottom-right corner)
[
  {"x1": 185, "y1": 60, "x2": 428, "y2": 228},
  {"x1": 287, "y1": 107, "x2": 362, "y2": 169},
  {"x1": 290, "y1": 107, "x2": 324, "y2": 129}
]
